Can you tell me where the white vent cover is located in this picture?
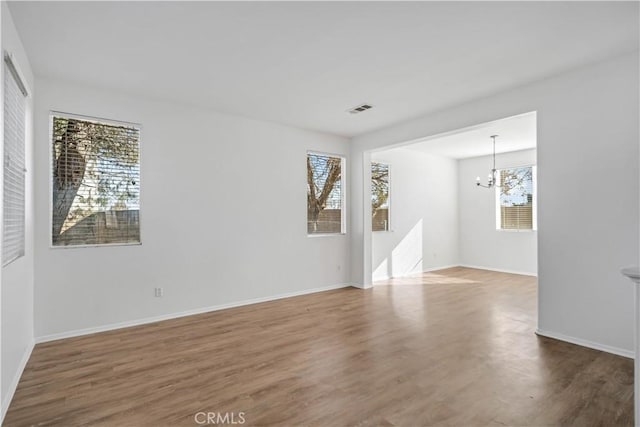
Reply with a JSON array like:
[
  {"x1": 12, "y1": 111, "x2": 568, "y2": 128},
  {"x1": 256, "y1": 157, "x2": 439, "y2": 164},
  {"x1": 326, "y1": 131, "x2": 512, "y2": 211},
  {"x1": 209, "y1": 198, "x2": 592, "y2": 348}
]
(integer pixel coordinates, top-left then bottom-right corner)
[{"x1": 347, "y1": 103, "x2": 373, "y2": 114}]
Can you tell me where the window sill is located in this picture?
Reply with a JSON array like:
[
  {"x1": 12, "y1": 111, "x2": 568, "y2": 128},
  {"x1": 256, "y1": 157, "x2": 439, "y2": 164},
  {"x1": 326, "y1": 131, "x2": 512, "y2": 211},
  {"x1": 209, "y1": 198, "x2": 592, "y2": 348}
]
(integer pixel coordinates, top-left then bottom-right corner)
[
  {"x1": 307, "y1": 233, "x2": 347, "y2": 238},
  {"x1": 496, "y1": 229, "x2": 537, "y2": 233},
  {"x1": 50, "y1": 242, "x2": 142, "y2": 250}
]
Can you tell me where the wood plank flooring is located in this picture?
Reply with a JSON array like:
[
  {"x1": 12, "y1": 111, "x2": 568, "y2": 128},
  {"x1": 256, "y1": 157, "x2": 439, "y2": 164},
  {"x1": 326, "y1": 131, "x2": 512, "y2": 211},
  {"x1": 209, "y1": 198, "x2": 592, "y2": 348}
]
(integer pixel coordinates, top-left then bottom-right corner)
[{"x1": 4, "y1": 267, "x2": 633, "y2": 426}]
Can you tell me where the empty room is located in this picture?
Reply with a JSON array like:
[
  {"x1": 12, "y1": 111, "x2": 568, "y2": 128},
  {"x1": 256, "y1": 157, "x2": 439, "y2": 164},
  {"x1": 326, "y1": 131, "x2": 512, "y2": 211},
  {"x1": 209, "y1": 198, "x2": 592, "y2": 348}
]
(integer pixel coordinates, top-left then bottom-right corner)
[{"x1": 1, "y1": 1, "x2": 639, "y2": 426}]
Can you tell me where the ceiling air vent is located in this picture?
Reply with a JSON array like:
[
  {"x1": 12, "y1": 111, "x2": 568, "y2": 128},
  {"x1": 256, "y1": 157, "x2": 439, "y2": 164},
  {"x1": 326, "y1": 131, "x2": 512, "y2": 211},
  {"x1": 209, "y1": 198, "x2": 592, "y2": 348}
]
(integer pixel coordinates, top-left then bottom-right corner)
[{"x1": 347, "y1": 103, "x2": 374, "y2": 114}]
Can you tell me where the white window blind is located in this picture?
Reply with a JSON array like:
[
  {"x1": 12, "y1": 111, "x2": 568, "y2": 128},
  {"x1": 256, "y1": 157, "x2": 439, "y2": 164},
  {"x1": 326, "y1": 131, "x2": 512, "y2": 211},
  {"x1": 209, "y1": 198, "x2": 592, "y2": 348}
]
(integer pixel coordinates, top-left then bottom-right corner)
[
  {"x1": 307, "y1": 152, "x2": 345, "y2": 234},
  {"x1": 51, "y1": 114, "x2": 140, "y2": 247},
  {"x1": 371, "y1": 162, "x2": 389, "y2": 232},
  {"x1": 3, "y1": 55, "x2": 27, "y2": 266},
  {"x1": 497, "y1": 166, "x2": 535, "y2": 230}
]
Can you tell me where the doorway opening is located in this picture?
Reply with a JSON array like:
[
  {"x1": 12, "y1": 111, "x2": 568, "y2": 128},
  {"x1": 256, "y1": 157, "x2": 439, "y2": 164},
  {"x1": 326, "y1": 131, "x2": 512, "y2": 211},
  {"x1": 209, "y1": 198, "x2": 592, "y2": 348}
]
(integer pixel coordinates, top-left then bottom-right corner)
[{"x1": 367, "y1": 111, "x2": 538, "y2": 285}]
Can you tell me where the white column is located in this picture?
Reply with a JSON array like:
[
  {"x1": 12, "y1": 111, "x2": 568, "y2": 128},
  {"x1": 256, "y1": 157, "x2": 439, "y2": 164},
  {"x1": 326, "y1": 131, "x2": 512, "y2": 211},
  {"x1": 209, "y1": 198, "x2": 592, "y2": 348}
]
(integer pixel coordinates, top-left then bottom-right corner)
[{"x1": 622, "y1": 267, "x2": 640, "y2": 426}]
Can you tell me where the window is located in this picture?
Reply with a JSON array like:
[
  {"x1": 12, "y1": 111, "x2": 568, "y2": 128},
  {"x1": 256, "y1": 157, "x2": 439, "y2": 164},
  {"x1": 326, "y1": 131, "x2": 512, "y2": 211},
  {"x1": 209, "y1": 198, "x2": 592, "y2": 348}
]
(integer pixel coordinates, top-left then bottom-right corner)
[
  {"x1": 51, "y1": 113, "x2": 140, "y2": 247},
  {"x1": 496, "y1": 166, "x2": 536, "y2": 230},
  {"x1": 307, "y1": 152, "x2": 345, "y2": 234},
  {"x1": 3, "y1": 54, "x2": 28, "y2": 266},
  {"x1": 371, "y1": 162, "x2": 389, "y2": 231}
]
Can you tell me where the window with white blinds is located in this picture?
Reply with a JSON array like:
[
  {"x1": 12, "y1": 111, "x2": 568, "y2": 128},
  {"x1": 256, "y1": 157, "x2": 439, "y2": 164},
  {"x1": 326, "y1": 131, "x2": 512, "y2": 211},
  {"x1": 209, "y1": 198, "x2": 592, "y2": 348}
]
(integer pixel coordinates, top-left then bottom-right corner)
[
  {"x1": 3, "y1": 56, "x2": 27, "y2": 266},
  {"x1": 307, "y1": 152, "x2": 345, "y2": 234},
  {"x1": 51, "y1": 114, "x2": 140, "y2": 247},
  {"x1": 371, "y1": 162, "x2": 390, "y2": 232},
  {"x1": 496, "y1": 166, "x2": 536, "y2": 230}
]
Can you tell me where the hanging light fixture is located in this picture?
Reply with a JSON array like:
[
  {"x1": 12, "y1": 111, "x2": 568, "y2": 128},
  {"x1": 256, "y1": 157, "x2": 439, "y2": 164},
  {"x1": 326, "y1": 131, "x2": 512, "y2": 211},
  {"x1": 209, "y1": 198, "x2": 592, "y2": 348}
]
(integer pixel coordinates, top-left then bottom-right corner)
[{"x1": 476, "y1": 135, "x2": 500, "y2": 189}]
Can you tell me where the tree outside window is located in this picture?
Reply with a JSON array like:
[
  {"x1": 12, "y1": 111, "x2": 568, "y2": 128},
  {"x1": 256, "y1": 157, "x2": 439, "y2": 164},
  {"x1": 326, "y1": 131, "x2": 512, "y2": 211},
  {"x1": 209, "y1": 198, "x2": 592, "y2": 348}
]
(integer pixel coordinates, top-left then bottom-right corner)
[
  {"x1": 498, "y1": 166, "x2": 535, "y2": 230},
  {"x1": 51, "y1": 115, "x2": 140, "y2": 246},
  {"x1": 371, "y1": 162, "x2": 389, "y2": 231},
  {"x1": 307, "y1": 153, "x2": 344, "y2": 234}
]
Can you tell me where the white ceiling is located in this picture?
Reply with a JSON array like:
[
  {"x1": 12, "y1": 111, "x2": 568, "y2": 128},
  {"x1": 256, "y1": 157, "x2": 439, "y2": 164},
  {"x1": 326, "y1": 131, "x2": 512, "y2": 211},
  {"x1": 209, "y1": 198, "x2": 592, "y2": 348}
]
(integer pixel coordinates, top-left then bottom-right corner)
[
  {"x1": 403, "y1": 111, "x2": 536, "y2": 159},
  {"x1": 8, "y1": 2, "x2": 639, "y2": 137}
]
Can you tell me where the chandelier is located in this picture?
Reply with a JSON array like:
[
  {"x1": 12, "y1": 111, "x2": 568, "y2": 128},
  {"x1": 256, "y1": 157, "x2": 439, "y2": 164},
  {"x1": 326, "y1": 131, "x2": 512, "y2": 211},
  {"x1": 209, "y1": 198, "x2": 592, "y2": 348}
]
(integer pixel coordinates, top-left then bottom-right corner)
[{"x1": 476, "y1": 135, "x2": 501, "y2": 189}]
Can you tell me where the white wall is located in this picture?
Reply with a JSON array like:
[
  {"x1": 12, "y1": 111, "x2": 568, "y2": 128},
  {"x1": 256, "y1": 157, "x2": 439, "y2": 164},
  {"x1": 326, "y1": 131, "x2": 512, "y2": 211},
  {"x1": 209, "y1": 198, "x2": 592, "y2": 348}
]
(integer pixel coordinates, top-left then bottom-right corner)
[
  {"x1": 458, "y1": 149, "x2": 537, "y2": 275},
  {"x1": 371, "y1": 148, "x2": 458, "y2": 281},
  {"x1": 34, "y1": 78, "x2": 350, "y2": 339},
  {"x1": 1, "y1": 2, "x2": 35, "y2": 419},
  {"x1": 351, "y1": 51, "x2": 639, "y2": 355},
  {"x1": 370, "y1": 146, "x2": 536, "y2": 281}
]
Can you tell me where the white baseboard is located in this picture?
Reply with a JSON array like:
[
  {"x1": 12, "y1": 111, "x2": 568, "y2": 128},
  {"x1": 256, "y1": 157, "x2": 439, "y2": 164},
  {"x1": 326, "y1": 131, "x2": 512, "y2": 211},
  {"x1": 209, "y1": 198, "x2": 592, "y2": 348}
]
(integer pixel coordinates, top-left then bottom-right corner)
[
  {"x1": 423, "y1": 264, "x2": 460, "y2": 273},
  {"x1": 373, "y1": 264, "x2": 460, "y2": 282},
  {"x1": 35, "y1": 283, "x2": 355, "y2": 344},
  {"x1": 1, "y1": 340, "x2": 35, "y2": 424},
  {"x1": 459, "y1": 264, "x2": 537, "y2": 277},
  {"x1": 535, "y1": 328, "x2": 634, "y2": 359}
]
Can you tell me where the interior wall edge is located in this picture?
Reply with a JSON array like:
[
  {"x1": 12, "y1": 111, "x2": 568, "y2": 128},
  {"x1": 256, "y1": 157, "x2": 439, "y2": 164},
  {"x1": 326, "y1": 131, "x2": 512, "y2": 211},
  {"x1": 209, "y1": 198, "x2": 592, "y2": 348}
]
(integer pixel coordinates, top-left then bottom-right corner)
[
  {"x1": 458, "y1": 264, "x2": 537, "y2": 277},
  {"x1": 535, "y1": 328, "x2": 634, "y2": 359},
  {"x1": 0, "y1": 340, "x2": 33, "y2": 424}
]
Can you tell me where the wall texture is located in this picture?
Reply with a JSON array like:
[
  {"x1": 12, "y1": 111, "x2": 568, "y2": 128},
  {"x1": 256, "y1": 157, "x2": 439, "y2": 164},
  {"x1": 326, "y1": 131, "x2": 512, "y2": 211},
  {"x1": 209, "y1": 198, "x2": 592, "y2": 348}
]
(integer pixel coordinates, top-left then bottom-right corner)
[
  {"x1": 371, "y1": 148, "x2": 458, "y2": 281},
  {"x1": 34, "y1": 78, "x2": 351, "y2": 340},
  {"x1": 351, "y1": 52, "x2": 639, "y2": 355},
  {"x1": 1, "y1": 2, "x2": 35, "y2": 419},
  {"x1": 458, "y1": 149, "x2": 537, "y2": 275}
]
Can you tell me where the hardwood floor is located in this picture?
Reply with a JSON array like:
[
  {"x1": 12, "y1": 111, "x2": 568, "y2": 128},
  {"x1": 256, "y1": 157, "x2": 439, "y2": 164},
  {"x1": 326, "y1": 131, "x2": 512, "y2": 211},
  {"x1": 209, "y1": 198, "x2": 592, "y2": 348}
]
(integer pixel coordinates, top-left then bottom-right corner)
[{"x1": 4, "y1": 267, "x2": 633, "y2": 426}]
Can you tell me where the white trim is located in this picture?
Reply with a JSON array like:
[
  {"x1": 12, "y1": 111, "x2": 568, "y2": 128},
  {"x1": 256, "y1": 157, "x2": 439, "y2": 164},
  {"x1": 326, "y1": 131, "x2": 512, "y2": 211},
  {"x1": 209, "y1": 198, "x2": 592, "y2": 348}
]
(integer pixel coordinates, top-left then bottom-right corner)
[
  {"x1": 371, "y1": 160, "x2": 391, "y2": 232},
  {"x1": 1, "y1": 340, "x2": 35, "y2": 423},
  {"x1": 422, "y1": 264, "x2": 459, "y2": 273},
  {"x1": 50, "y1": 110, "x2": 141, "y2": 129},
  {"x1": 49, "y1": 241, "x2": 142, "y2": 250},
  {"x1": 495, "y1": 164, "x2": 537, "y2": 231},
  {"x1": 3, "y1": 51, "x2": 29, "y2": 97},
  {"x1": 306, "y1": 151, "x2": 347, "y2": 236},
  {"x1": 536, "y1": 328, "x2": 634, "y2": 359},
  {"x1": 372, "y1": 264, "x2": 460, "y2": 282},
  {"x1": 48, "y1": 111, "x2": 143, "y2": 249},
  {"x1": 459, "y1": 264, "x2": 537, "y2": 277},
  {"x1": 349, "y1": 282, "x2": 368, "y2": 290},
  {"x1": 35, "y1": 283, "x2": 356, "y2": 344},
  {"x1": 307, "y1": 233, "x2": 347, "y2": 238},
  {"x1": 532, "y1": 165, "x2": 538, "y2": 230}
]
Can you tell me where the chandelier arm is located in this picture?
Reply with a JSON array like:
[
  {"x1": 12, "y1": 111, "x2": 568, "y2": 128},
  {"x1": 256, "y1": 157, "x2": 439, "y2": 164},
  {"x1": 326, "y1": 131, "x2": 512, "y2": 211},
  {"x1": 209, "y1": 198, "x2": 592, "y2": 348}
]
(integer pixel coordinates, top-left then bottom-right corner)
[
  {"x1": 493, "y1": 137, "x2": 496, "y2": 171},
  {"x1": 476, "y1": 135, "x2": 500, "y2": 189}
]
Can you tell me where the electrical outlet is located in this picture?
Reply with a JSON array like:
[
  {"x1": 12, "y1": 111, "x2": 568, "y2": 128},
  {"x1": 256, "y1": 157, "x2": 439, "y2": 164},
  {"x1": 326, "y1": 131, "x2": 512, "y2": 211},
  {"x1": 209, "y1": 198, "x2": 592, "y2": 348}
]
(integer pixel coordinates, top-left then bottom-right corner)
[{"x1": 154, "y1": 287, "x2": 163, "y2": 297}]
